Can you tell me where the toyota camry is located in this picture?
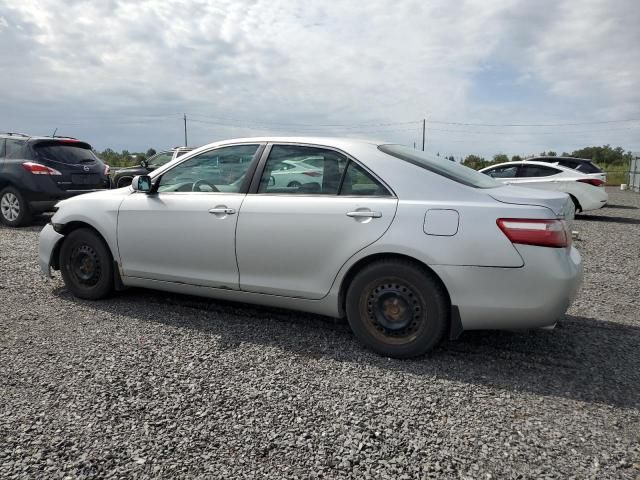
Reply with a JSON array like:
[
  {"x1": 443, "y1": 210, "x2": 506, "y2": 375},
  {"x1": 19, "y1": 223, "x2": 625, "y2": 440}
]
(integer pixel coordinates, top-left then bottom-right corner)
[{"x1": 39, "y1": 138, "x2": 583, "y2": 358}]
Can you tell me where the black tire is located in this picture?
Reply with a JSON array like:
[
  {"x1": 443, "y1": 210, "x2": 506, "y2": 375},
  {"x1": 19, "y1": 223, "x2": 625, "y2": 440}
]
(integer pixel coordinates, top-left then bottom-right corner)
[
  {"x1": 0, "y1": 186, "x2": 32, "y2": 227},
  {"x1": 287, "y1": 181, "x2": 301, "y2": 188},
  {"x1": 346, "y1": 260, "x2": 449, "y2": 358},
  {"x1": 570, "y1": 195, "x2": 582, "y2": 214},
  {"x1": 117, "y1": 176, "x2": 133, "y2": 188},
  {"x1": 59, "y1": 228, "x2": 114, "y2": 300}
]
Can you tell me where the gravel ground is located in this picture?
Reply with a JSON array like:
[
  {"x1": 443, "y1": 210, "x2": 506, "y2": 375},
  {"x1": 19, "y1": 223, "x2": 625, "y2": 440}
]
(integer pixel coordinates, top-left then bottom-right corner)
[{"x1": 1, "y1": 187, "x2": 639, "y2": 479}]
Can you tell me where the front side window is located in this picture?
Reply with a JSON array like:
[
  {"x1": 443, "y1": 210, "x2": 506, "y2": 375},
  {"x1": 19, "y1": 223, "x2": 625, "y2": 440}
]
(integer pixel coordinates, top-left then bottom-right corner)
[
  {"x1": 158, "y1": 144, "x2": 259, "y2": 193},
  {"x1": 484, "y1": 165, "x2": 518, "y2": 178},
  {"x1": 518, "y1": 165, "x2": 561, "y2": 177},
  {"x1": 258, "y1": 145, "x2": 348, "y2": 194}
]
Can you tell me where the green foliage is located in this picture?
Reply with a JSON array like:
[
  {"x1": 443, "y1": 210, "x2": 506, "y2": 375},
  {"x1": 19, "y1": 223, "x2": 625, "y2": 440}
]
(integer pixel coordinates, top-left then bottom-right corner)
[
  {"x1": 493, "y1": 153, "x2": 509, "y2": 164},
  {"x1": 95, "y1": 148, "x2": 156, "y2": 168},
  {"x1": 568, "y1": 145, "x2": 632, "y2": 166},
  {"x1": 146, "y1": 148, "x2": 157, "y2": 157},
  {"x1": 511, "y1": 155, "x2": 522, "y2": 162}
]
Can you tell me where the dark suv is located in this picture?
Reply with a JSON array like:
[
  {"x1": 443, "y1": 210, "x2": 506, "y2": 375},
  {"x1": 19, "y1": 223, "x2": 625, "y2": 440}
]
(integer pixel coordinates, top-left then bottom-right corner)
[{"x1": 0, "y1": 133, "x2": 110, "y2": 227}]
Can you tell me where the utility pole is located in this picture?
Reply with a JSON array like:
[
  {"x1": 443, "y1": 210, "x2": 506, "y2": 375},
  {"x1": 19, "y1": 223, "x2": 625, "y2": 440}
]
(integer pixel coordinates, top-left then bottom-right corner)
[
  {"x1": 421, "y1": 118, "x2": 426, "y2": 151},
  {"x1": 183, "y1": 113, "x2": 188, "y2": 146}
]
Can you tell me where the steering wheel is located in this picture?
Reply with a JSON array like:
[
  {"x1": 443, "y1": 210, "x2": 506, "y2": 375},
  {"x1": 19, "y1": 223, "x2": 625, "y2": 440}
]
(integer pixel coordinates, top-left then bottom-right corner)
[{"x1": 192, "y1": 179, "x2": 219, "y2": 192}]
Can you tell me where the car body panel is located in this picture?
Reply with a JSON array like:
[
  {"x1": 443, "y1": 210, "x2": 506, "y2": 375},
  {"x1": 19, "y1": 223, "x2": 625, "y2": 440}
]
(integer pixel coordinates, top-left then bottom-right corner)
[
  {"x1": 236, "y1": 195, "x2": 398, "y2": 299},
  {"x1": 117, "y1": 191, "x2": 245, "y2": 289}
]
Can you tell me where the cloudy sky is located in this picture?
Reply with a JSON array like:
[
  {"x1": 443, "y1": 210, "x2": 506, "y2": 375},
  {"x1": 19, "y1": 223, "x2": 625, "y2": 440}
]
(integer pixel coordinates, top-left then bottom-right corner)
[{"x1": 1, "y1": 0, "x2": 639, "y2": 158}]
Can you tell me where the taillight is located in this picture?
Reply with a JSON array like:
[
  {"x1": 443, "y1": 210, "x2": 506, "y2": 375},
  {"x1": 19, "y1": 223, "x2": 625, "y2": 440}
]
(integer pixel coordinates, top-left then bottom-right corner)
[
  {"x1": 104, "y1": 165, "x2": 111, "y2": 176},
  {"x1": 22, "y1": 162, "x2": 62, "y2": 176},
  {"x1": 577, "y1": 178, "x2": 604, "y2": 187},
  {"x1": 497, "y1": 218, "x2": 569, "y2": 248},
  {"x1": 302, "y1": 171, "x2": 322, "y2": 177}
]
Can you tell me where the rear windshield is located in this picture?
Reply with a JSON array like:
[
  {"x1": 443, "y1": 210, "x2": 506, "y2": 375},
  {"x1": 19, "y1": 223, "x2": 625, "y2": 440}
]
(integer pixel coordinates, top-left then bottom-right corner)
[
  {"x1": 34, "y1": 141, "x2": 98, "y2": 165},
  {"x1": 378, "y1": 144, "x2": 499, "y2": 188},
  {"x1": 575, "y1": 162, "x2": 602, "y2": 173}
]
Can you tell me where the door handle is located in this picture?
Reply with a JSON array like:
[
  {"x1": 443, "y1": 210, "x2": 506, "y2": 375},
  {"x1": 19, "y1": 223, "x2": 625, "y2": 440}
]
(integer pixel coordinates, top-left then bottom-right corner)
[
  {"x1": 208, "y1": 207, "x2": 236, "y2": 215},
  {"x1": 346, "y1": 211, "x2": 382, "y2": 218}
]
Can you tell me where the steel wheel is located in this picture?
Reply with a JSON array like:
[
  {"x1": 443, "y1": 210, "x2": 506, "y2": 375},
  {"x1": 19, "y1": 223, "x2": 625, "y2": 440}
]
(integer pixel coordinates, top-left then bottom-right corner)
[
  {"x1": 68, "y1": 243, "x2": 102, "y2": 287},
  {"x1": 346, "y1": 260, "x2": 449, "y2": 358},
  {"x1": 1, "y1": 192, "x2": 20, "y2": 222},
  {"x1": 59, "y1": 228, "x2": 114, "y2": 300},
  {"x1": 365, "y1": 280, "x2": 423, "y2": 344}
]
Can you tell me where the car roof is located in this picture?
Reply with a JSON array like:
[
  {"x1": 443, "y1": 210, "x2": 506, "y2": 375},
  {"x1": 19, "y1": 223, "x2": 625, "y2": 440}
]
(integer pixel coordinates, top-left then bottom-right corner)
[
  {"x1": 527, "y1": 156, "x2": 592, "y2": 163},
  {"x1": 198, "y1": 136, "x2": 383, "y2": 150},
  {"x1": 0, "y1": 133, "x2": 83, "y2": 142}
]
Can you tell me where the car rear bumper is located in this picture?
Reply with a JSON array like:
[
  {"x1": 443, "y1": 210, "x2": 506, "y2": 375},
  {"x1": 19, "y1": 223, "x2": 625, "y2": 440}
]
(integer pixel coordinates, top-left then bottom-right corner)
[
  {"x1": 433, "y1": 245, "x2": 583, "y2": 330},
  {"x1": 39, "y1": 223, "x2": 64, "y2": 277}
]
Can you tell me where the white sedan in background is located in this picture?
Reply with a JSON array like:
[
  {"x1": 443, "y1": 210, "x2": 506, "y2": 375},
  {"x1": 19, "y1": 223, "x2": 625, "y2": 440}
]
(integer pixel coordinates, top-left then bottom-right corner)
[{"x1": 480, "y1": 161, "x2": 608, "y2": 212}]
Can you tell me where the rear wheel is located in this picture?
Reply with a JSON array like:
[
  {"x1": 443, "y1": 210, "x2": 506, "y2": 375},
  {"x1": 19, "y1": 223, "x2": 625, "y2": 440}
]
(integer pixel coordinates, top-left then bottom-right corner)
[
  {"x1": 59, "y1": 228, "x2": 114, "y2": 300},
  {"x1": 0, "y1": 186, "x2": 32, "y2": 227},
  {"x1": 346, "y1": 260, "x2": 448, "y2": 358},
  {"x1": 570, "y1": 195, "x2": 582, "y2": 214}
]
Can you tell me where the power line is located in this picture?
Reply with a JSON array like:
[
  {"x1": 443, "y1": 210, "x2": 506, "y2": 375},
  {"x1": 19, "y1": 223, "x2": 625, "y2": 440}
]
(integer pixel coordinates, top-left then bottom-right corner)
[{"x1": 428, "y1": 118, "x2": 640, "y2": 127}]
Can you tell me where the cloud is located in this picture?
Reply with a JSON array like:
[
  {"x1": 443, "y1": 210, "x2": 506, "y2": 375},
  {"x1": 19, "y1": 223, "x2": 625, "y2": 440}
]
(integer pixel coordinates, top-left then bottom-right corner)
[{"x1": 0, "y1": 0, "x2": 638, "y2": 157}]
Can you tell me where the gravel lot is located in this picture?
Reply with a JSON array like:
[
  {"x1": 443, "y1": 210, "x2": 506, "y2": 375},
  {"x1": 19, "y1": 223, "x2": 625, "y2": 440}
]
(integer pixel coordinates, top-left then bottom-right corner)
[{"x1": 1, "y1": 187, "x2": 639, "y2": 479}]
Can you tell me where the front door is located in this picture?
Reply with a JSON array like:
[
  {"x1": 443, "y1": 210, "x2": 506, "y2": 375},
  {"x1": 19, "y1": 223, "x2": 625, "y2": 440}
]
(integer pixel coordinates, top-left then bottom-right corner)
[
  {"x1": 236, "y1": 144, "x2": 398, "y2": 299},
  {"x1": 117, "y1": 144, "x2": 261, "y2": 289}
]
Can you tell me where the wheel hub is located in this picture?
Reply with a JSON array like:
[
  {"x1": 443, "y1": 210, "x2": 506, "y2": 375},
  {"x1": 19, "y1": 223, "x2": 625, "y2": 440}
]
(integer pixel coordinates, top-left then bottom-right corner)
[
  {"x1": 70, "y1": 244, "x2": 101, "y2": 286},
  {"x1": 367, "y1": 283, "x2": 422, "y2": 337},
  {"x1": 1, "y1": 193, "x2": 20, "y2": 221}
]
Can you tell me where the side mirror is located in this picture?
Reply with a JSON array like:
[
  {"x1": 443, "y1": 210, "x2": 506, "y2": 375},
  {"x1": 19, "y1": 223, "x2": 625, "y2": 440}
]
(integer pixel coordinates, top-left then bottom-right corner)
[
  {"x1": 140, "y1": 159, "x2": 149, "y2": 168},
  {"x1": 131, "y1": 175, "x2": 152, "y2": 193}
]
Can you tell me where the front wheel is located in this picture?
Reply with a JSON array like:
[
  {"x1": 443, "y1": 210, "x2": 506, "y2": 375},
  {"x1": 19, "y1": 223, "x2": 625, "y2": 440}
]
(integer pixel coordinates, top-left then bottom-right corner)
[
  {"x1": 59, "y1": 228, "x2": 114, "y2": 300},
  {"x1": 346, "y1": 260, "x2": 449, "y2": 358}
]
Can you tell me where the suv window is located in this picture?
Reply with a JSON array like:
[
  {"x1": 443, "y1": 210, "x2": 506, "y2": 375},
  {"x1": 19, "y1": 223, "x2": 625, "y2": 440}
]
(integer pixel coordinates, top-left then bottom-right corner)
[
  {"x1": 5, "y1": 139, "x2": 26, "y2": 159},
  {"x1": 518, "y1": 165, "x2": 561, "y2": 177},
  {"x1": 379, "y1": 144, "x2": 498, "y2": 188},
  {"x1": 340, "y1": 162, "x2": 390, "y2": 196},
  {"x1": 258, "y1": 145, "x2": 348, "y2": 195},
  {"x1": 574, "y1": 162, "x2": 602, "y2": 173},
  {"x1": 33, "y1": 141, "x2": 98, "y2": 164},
  {"x1": 484, "y1": 165, "x2": 518, "y2": 178},
  {"x1": 158, "y1": 144, "x2": 259, "y2": 193}
]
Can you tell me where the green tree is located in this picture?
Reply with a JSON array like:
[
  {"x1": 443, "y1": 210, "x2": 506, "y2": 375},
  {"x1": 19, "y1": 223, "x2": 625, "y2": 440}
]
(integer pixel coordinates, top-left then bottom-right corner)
[
  {"x1": 462, "y1": 154, "x2": 487, "y2": 170},
  {"x1": 493, "y1": 153, "x2": 509, "y2": 164},
  {"x1": 146, "y1": 148, "x2": 157, "y2": 157},
  {"x1": 569, "y1": 145, "x2": 632, "y2": 166},
  {"x1": 511, "y1": 155, "x2": 522, "y2": 162}
]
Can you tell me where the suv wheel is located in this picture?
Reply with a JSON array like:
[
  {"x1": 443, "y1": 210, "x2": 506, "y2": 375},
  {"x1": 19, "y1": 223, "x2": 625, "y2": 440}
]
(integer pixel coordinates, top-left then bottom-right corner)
[{"x1": 0, "y1": 187, "x2": 32, "y2": 227}]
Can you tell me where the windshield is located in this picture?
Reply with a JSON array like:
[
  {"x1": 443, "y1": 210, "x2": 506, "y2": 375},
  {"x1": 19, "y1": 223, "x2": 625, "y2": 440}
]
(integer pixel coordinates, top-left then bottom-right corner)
[
  {"x1": 34, "y1": 141, "x2": 98, "y2": 165},
  {"x1": 378, "y1": 144, "x2": 499, "y2": 188}
]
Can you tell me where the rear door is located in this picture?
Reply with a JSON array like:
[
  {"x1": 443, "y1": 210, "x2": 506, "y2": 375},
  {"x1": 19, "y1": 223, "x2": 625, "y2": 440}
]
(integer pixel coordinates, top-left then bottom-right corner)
[
  {"x1": 236, "y1": 144, "x2": 398, "y2": 299},
  {"x1": 31, "y1": 140, "x2": 108, "y2": 191}
]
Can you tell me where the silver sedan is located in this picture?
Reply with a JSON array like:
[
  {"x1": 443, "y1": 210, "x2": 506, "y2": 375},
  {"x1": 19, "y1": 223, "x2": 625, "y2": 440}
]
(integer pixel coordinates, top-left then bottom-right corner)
[{"x1": 39, "y1": 138, "x2": 583, "y2": 358}]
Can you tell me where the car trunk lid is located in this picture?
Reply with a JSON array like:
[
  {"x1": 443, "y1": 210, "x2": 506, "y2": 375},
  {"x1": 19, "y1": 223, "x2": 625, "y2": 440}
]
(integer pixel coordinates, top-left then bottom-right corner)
[{"x1": 489, "y1": 185, "x2": 574, "y2": 219}]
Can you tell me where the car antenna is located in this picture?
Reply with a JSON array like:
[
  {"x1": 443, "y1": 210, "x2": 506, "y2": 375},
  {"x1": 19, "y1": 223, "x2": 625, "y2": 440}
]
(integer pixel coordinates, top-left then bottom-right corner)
[{"x1": 52, "y1": 127, "x2": 58, "y2": 137}]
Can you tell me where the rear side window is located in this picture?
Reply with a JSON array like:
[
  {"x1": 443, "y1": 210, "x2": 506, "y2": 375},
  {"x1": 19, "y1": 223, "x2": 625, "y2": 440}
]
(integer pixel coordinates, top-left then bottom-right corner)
[
  {"x1": 0, "y1": 139, "x2": 5, "y2": 158},
  {"x1": 5, "y1": 139, "x2": 26, "y2": 159},
  {"x1": 575, "y1": 162, "x2": 602, "y2": 173},
  {"x1": 340, "y1": 162, "x2": 390, "y2": 196},
  {"x1": 379, "y1": 144, "x2": 499, "y2": 188},
  {"x1": 484, "y1": 165, "x2": 518, "y2": 178},
  {"x1": 518, "y1": 165, "x2": 561, "y2": 177},
  {"x1": 33, "y1": 141, "x2": 98, "y2": 164}
]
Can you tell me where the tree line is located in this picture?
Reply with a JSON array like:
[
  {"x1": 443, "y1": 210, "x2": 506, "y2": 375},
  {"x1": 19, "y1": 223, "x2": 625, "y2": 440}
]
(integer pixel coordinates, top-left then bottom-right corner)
[{"x1": 460, "y1": 145, "x2": 633, "y2": 170}]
